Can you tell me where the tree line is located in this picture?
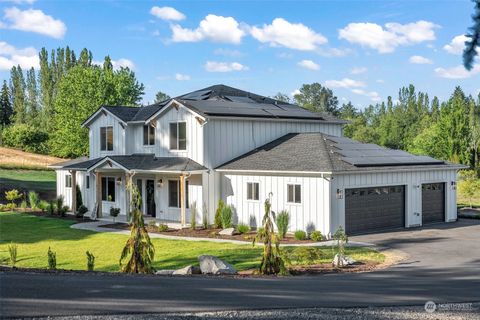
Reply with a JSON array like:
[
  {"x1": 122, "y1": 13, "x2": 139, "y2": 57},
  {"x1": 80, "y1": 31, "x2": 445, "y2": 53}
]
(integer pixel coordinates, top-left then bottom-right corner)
[{"x1": 0, "y1": 47, "x2": 144, "y2": 157}]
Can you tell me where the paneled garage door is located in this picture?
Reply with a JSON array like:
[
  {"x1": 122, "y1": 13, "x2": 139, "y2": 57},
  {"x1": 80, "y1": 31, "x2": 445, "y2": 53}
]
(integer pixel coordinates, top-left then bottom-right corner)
[
  {"x1": 422, "y1": 183, "x2": 445, "y2": 224},
  {"x1": 345, "y1": 185, "x2": 405, "y2": 235}
]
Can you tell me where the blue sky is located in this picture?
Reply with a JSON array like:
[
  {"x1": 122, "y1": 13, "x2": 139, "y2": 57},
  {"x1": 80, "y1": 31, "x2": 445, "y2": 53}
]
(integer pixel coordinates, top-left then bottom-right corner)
[{"x1": 0, "y1": 0, "x2": 478, "y2": 107}]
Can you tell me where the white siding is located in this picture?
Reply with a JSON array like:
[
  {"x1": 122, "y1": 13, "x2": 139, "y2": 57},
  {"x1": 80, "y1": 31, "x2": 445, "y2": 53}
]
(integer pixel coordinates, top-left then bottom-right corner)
[
  {"x1": 55, "y1": 170, "x2": 92, "y2": 211},
  {"x1": 330, "y1": 169, "x2": 459, "y2": 233},
  {"x1": 89, "y1": 113, "x2": 126, "y2": 158},
  {"x1": 222, "y1": 173, "x2": 331, "y2": 235}
]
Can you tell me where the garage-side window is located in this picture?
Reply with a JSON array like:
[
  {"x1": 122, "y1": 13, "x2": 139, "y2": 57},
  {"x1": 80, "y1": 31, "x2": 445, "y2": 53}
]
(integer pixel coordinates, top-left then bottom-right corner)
[
  {"x1": 246, "y1": 182, "x2": 259, "y2": 200},
  {"x1": 65, "y1": 175, "x2": 72, "y2": 188},
  {"x1": 287, "y1": 184, "x2": 301, "y2": 203}
]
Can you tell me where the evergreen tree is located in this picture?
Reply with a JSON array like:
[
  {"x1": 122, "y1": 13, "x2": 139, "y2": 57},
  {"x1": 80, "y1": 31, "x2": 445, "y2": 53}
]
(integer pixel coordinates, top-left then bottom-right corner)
[
  {"x1": 10, "y1": 66, "x2": 27, "y2": 124},
  {"x1": 273, "y1": 92, "x2": 291, "y2": 103},
  {"x1": 154, "y1": 91, "x2": 170, "y2": 103},
  {"x1": 464, "y1": 0, "x2": 480, "y2": 70},
  {"x1": 26, "y1": 68, "x2": 39, "y2": 125},
  {"x1": 0, "y1": 81, "x2": 13, "y2": 126},
  {"x1": 294, "y1": 82, "x2": 339, "y2": 115},
  {"x1": 39, "y1": 47, "x2": 54, "y2": 130}
]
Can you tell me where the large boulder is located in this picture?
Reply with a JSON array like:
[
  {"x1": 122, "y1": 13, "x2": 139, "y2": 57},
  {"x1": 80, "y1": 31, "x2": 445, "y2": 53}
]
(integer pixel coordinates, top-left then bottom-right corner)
[
  {"x1": 198, "y1": 255, "x2": 237, "y2": 275},
  {"x1": 172, "y1": 265, "x2": 201, "y2": 275},
  {"x1": 332, "y1": 254, "x2": 356, "y2": 267},
  {"x1": 219, "y1": 228, "x2": 235, "y2": 236}
]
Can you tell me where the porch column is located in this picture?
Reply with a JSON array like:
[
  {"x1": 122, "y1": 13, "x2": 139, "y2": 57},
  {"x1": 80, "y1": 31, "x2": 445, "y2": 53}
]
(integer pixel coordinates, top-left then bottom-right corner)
[
  {"x1": 95, "y1": 171, "x2": 102, "y2": 218},
  {"x1": 125, "y1": 172, "x2": 131, "y2": 221},
  {"x1": 180, "y1": 174, "x2": 186, "y2": 226},
  {"x1": 70, "y1": 170, "x2": 77, "y2": 213}
]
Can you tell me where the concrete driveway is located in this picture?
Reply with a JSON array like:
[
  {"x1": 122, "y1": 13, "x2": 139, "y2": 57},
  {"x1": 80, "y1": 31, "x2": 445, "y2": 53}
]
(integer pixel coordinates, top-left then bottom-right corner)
[{"x1": 1, "y1": 219, "x2": 479, "y2": 318}]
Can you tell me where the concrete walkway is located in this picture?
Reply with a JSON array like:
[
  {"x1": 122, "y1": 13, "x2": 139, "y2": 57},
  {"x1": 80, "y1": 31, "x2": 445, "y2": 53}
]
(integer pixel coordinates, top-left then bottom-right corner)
[{"x1": 71, "y1": 221, "x2": 373, "y2": 247}]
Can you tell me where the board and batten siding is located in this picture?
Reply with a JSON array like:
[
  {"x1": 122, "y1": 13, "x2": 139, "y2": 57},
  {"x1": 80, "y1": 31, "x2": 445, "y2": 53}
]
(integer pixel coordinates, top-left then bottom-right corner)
[
  {"x1": 126, "y1": 106, "x2": 204, "y2": 165},
  {"x1": 56, "y1": 170, "x2": 92, "y2": 211},
  {"x1": 221, "y1": 173, "x2": 331, "y2": 235},
  {"x1": 330, "y1": 168, "x2": 459, "y2": 232},
  {"x1": 89, "y1": 112, "x2": 126, "y2": 159}
]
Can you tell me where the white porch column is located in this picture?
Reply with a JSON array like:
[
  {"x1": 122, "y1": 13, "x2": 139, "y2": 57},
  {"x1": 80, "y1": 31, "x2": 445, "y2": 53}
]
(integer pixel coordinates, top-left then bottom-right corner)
[
  {"x1": 70, "y1": 170, "x2": 77, "y2": 213},
  {"x1": 95, "y1": 171, "x2": 102, "y2": 218},
  {"x1": 180, "y1": 174, "x2": 186, "y2": 226}
]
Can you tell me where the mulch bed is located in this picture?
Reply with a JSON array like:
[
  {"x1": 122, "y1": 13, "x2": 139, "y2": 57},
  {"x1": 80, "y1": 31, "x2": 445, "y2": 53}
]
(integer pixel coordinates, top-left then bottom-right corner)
[{"x1": 101, "y1": 223, "x2": 322, "y2": 244}]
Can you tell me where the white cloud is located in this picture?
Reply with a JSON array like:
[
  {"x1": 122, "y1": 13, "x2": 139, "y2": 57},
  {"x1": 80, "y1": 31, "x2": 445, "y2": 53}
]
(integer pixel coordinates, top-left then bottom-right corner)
[
  {"x1": 325, "y1": 78, "x2": 366, "y2": 89},
  {"x1": 2, "y1": 7, "x2": 66, "y2": 39},
  {"x1": 316, "y1": 47, "x2": 352, "y2": 57},
  {"x1": 250, "y1": 18, "x2": 327, "y2": 51},
  {"x1": 350, "y1": 67, "x2": 367, "y2": 74},
  {"x1": 351, "y1": 88, "x2": 381, "y2": 102},
  {"x1": 435, "y1": 64, "x2": 480, "y2": 79},
  {"x1": 409, "y1": 55, "x2": 433, "y2": 64},
  {"x1": 443, "y1": 34, "x2": 468, "y2": 55},
  {"x1": 214, "y1": 48, "x2": 244, "y2": 57},
  {"x1": 171, "y1": 14, "x2": 245, "y2": 44},
  {"x1": 175, "y1": 73, "x2": 190, "y2": 80},
  {"x1": 376, "y1": 79, "x2": 385, "y2": 83},
  {"x1": 0, "y1": 41, "x2": 38, "y2": 70},
  {"x1": 339, "y1": 20, "x2": 438, "y2": 53},
  {"x1": 297, "y1": 59, "x2": 319, "y2": 70},
  {"x1": 204, "y1": 61, "x2": 248, "y2": 72},
  {"x1": 291, "y1": 89, "x2": 301, "y2": 97},
  {"x1": 150, "y1": 6, "x2": 185, "y2": 21},
  {"x1": 93, "y1": 58, "x2": 135, "y2": 71}
]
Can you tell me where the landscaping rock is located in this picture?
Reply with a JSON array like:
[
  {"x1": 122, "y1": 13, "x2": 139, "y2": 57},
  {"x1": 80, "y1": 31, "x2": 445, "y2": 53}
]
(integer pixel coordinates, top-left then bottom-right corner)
[
  {"x1": 198, "y1": 255, "x2": 237, "y2": 275},
  {"x1": 155, "y1": 269, "x2": 175, "y2": 275},
  {"x1": 219, "y1": 228, "x2": 235, "y2": 236},
  {"x1": 172, "y1": 265, "x2": 201, "y2": 275},
  {"x1": 332, "y1": 254, "x2": 356, "y2": 267}
]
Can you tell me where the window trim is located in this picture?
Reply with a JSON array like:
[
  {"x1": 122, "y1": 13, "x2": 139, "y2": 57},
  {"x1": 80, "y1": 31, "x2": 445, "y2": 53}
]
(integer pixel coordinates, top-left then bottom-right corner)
[
  {"x1": 168, "y1": 179, "x2": 189, "y2": 208},
  {"x1": 100, "y1": 126, "x2": 114, "y2": 151},
  {"x1": 65, "y1": 174, "x2": 72, "y2": 188},
  {"x1": 246, "y1": 182, "x2": 260, "y2": 201},
  {"x1": 101, "y1": 176, "x2": 116, "y2": 202},
  {"x1": 287, "y1": 183, "x2": 301, "y2": 204},
  {"x1": 143, "y1": 124, "x2": 155, "y2": 146},
  {"x1": 169, "y1": 121, "x2": 187, "y2": 151}
]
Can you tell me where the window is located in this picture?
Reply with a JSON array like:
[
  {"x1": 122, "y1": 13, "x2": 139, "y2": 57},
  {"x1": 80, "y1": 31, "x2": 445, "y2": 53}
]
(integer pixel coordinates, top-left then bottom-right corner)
[
  {"x1": 100, "y1": 126, "x2": 113, "y2": 151},
  {"x1": 65, "y1": 175, "x2": 72, "y2": 188},
  {"x1": 168, "y1": 180, "x2": 189, "y2": 208},
  {"x1": 287, "y1": 184, "x2": 301, "y2": 203},
  {"x1": 86, "y1": 175, "x2": 90, "y2": 189},
  {"x1": 169, "y1": 122, "x2": 186, "y2": 150},
  {"x1": 247, "y1": 182, "x2": 259, "y2": 200},
  {"x1": 101, "y1": 177, "x2": 115, "y2": 202},
  {"x1": 143, "y1": 124, "x2": 155, "y2": 146}
]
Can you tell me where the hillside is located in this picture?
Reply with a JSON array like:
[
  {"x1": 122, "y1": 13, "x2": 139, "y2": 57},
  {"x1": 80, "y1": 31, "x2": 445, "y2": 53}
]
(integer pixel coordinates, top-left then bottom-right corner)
[{"x1": 0, "y1": 147, "x2": 66, "y2": 169}]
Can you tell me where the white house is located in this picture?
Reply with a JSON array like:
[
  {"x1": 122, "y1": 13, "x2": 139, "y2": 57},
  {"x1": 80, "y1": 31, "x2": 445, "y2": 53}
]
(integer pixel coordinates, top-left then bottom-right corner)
[{"x1": 50, "y1": 85, "x2": 466, "y2": 235}]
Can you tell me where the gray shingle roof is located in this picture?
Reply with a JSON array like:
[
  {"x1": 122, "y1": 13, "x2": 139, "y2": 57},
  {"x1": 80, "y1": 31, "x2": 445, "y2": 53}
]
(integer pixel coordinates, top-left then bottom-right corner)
[
  {"x1": 216, "y1": 133, "x2": 464, "y2": 173},
  {"x1": 51, "y1": 154, "x2": 206, "y2": 172},
  {"x1": 94, "y1": 85, "x2": 347, "y2": 123}
]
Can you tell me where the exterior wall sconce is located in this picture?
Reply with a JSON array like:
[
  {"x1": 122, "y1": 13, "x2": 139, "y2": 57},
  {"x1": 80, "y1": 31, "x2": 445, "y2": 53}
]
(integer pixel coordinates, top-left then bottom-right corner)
[
  {"x1": 415, "y1": 184, "x2": 421, "y2": 189},
  {"x1": 451, "y1": 181, "x2": 456, "y2": 190},
  {"x1": 336, "y1": 189, "x2": 343, "y2": 199},
  {"x1": 157, "y1": 179, "x2": 164, "y2": 188},
  {"x1": 116, "y1": 177, "x2": 122, "y2": 185}
]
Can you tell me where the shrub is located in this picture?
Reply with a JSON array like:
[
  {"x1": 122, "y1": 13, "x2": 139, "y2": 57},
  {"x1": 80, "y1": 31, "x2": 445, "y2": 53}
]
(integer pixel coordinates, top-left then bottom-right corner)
[
  {"x1": 110, "y1": 207, "x2": 120, "y2": 222},
  {"x1": 214, "y1": 200, "x2": 225, "y2": 228},
  {"x1": 0, "y1": 204, "x2": 7, "y2": 212},
  {"x1": 76, "y1": 184, "x2": 83, "y2": 207},
  {"x1": 310, "y1": 230, "x2": 324, "y2": 242},
  {"x1": 236, "y1": 223, "x2": 250, "y2": 234},
  {"x1": 76, "y1": 205, "x2": 88, "y2": 218},
  {"x1": 86, "y1": 251, "x2": 95, "y2": 271},
  {"x1": 5, "y1": 189, "x2": 21, "y2": 205},
  {"x1": 59, "y1": 206, "x2": 69, "y2": 217},
  {"x1": 55, "y1": 196, "x2": 64, "y2": 215},
  {"x1": 158, "y1": 223, "x2": 169, "y2": 232},
  {"x1": 220, "y1": 205, "x2": 233, "y2": 229},
  {"x1": 294, "y1": 230, "x2": 307, "y2": 241},
  {"x1": 47, "y1": 247, "x2": 56, "y2": 270},
  {"x1": 1, "y1": 124, "x2": 49, "y2": 154},
  {"x1": 190, "y1": 201, "x2": 197, "y2": 230},
  {"x1": 20, "y1": 200, "x2": 27, "y2": 210},
  {"x1": 28, "y1": 191, "x2": 40, "y2": 210},
  {"x1": 332, "y1": 226, "x2": 348, "y2": 264},
  {"x1": 47, "y1": 201, "x2": 55, "y2": 215},
  {"x1": 275, "y1": 210, "x2": 290, "y2": 239},
  {"x1": 38, "y1": 200, "x2": 49, "y2": 212},
  {"x1": 284, "y1": 247, "x2": 324, "y2": 266},
  {"x1": 202, "y1": 202, "x2": 208, "y2": 229},
  {"x1": 8, "y1": 243, "x2": 18, "y2": 266}
]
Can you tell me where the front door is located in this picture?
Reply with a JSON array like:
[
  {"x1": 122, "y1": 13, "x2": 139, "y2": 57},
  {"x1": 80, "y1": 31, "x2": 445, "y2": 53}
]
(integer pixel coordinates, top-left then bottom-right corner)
[{"x1": 146, "y1": 180, "x2": 156, "y2": 217}]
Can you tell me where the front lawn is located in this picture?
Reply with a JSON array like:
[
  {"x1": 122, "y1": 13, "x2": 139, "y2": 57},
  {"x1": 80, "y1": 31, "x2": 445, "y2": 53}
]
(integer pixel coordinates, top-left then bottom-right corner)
[{"x1": 0, "y1": 212, "x2": 384, "y2": 273}]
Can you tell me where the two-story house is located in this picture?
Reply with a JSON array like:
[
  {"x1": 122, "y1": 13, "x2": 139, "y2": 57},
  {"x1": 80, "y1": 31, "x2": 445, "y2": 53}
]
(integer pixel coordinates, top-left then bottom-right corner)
[{"x1": 50, "y1": 85, "x2": 465, "y2": 235}]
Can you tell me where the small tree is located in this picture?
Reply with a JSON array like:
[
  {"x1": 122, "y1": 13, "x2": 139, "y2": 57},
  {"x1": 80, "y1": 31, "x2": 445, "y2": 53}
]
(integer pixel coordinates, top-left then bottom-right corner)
[
  {"x1": 253, "y1": 194, "x2": 287, "y2": 275},
  {"x1": 47, "y1": 247, "x2": 56, "y2": 270},
  {"x1": 119, "y1": 182, "x2": 155, "y2": 274},
  {"x1": 190, "y1": 201, "x2": 197, "y2": 230},
  {"x1": 220, "y1": 205, "x2": 233, "y2": 229},
  {"x1": 214, "y1": 200, "x2": 225, "y2": 228},
  {"x1": 275, "y1": 210, "x2": 290, "y2": 239},
  {"x1": 202, "y1": 202, "x2": 208, "y2": 229},
  {"x1": 76, "y1": 184, "x2": 83, "y2": 207},
  {"x1": 86, "y1": 251, "x2": 95, "y2": 271},
  {"x1": 332, "y1": 226, "x2": 348, "y2": 266}
]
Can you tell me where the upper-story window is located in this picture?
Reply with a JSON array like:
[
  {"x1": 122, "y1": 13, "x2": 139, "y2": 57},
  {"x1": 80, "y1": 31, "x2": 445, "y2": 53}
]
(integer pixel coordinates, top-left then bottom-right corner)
[
  {"x1": 100, "y1": 126, "x2": 113, "y2": 151},
  {"x1": 143, "y1": 124, "x2": 155, "y2": 146},
  {"x1": 169, "y1": 122, "x2": 186, "y2": 150}
]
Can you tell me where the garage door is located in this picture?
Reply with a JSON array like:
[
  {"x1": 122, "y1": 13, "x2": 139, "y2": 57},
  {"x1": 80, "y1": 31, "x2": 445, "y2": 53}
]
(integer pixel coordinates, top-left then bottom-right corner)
[
  {"x1": 345, "y1": 185, "x2": 405, "y2": 235},
  {"x1": 422, "y1": 183, "x2": 445, "y2": 224}
]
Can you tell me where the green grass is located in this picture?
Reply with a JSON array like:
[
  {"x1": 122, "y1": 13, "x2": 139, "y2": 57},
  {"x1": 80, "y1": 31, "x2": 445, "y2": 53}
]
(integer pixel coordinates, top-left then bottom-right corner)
[
  {"x1": 0, "y1": 169, "x2": 56, "y2": 192},
  {"x1": 0, "y1": 212, "x2": 384, "y2": 272}
]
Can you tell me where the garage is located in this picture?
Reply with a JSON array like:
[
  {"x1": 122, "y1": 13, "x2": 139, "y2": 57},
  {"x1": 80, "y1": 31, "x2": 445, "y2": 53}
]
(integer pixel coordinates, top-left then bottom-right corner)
[
  {"x1": 422, "y1": 183, "x2": 445, "y2": 224},
  {"x1": 345, "y1": 185, "x2": 405, "y2": 235}
]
